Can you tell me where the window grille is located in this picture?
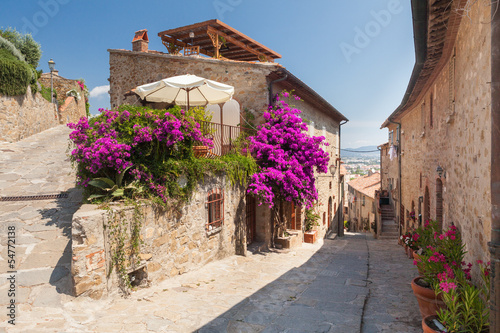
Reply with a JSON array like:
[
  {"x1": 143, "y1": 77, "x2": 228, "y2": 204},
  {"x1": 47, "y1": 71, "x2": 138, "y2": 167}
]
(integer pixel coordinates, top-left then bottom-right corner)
[{"x1": 206, "y1": 189, "x2": 224, "y2": 231}]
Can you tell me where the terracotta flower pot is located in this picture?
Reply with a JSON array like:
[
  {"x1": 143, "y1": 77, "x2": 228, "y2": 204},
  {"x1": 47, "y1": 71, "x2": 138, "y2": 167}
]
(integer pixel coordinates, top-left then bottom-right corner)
[
  {"x1": 193, "y1": 146, "x2": 209, "y2": 158},
  {"x1": 304, "y1": 230, "x2": 317, "y2": 244},
  {"x1": 408, "y1": 248, "x2": 414, "y2": 259},
  {"x1": 411, "y1": 277, "x2": 446, "y2": 319},
  {"x1": 413, "y1": 252, "x2": 425, "y2": 275},
  {"x1": 422, "y1": 315, "x2": 441, "y2": 333}
]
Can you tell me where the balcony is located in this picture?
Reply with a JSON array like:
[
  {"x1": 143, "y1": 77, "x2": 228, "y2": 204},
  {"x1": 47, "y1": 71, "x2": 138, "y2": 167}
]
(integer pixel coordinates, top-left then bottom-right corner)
[{"x1": 195, "y1": 121, "x2": 255, "y2": 157}]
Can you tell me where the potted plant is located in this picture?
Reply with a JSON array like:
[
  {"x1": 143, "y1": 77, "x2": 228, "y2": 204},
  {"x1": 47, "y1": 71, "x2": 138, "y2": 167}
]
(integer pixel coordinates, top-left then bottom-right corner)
[
  {"x1": 304, "y1": 207, "x2": 320, "y2": 243},
  {"x1": 412, "y1": 223, "x2": 466, "y2": 319},
  {"x1": 422, "y1": 260, "x2": 490, "y2": 332},
  {"x1": 189, "y1": 106, "x2": 214, "y2": 157}
]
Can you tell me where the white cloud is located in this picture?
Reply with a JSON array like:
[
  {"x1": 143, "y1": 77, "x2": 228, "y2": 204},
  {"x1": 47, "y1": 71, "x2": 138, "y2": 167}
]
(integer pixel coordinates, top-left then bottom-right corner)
[{"x1": 89, "y1": 85, "x2": 110, "y2": 98}]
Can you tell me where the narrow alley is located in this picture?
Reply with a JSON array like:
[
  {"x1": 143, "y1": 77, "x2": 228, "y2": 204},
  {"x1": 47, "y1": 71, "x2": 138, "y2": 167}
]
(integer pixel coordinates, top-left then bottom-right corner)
[{"x1": 0, "y1": 127, "x2": 421, "y2": 332}]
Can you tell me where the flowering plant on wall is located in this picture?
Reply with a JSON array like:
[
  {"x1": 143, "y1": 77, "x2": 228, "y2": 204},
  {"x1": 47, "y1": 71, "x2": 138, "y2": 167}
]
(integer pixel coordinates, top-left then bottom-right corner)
[
  {"x1": 247, "y1": 91, "x2": 329, "y2": 244},
  {"x1": 68, "y1": 105, "x2": 218, "y2": 203}
]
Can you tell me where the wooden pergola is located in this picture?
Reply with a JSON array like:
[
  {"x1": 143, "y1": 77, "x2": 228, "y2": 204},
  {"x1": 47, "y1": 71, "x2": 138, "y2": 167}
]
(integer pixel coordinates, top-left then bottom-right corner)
[{"x1": 157, "y1": 19, "x2": 281, "y2": 62}]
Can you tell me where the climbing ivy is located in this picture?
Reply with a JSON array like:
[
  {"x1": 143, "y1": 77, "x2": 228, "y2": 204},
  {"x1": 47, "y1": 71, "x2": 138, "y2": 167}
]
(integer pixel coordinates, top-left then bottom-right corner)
[{"x1": 104, "y1": 200, "x2": 143, "y2": 292}]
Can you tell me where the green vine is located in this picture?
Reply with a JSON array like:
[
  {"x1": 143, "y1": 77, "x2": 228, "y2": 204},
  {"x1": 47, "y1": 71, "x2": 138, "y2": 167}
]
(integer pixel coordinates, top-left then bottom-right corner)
[{"x1": 104, "y1": 199, "x2": 144, "y2": 292}]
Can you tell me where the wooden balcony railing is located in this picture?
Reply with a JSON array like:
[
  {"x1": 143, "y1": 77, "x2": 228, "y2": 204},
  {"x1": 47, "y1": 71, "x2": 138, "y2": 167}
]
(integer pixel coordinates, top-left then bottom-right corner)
[{"x1": 195, "y1": 121, "x2": 255, "y2": 157}]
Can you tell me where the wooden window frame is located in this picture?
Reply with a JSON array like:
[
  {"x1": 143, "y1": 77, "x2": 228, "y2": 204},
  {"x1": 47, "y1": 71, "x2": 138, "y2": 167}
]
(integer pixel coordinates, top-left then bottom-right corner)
[{"x1": 206, "y1": 189, "x2": 224, "y2": 232}]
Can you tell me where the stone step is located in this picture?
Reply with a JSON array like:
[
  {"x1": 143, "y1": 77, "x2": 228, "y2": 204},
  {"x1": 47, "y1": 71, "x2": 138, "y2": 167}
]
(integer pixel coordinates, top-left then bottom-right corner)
[
  {"x1": 382, "y1": 225, "x2": 397, "y2": 230},
  {"x1": 379, "y1": 234, "x2": 399, "y2": 240},
  {"x1": 380, "y1": 231, "x2": 399, "y2": 236}
]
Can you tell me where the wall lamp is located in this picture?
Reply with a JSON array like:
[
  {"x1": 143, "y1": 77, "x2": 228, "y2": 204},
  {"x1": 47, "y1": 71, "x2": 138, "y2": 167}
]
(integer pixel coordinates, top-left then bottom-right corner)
[
  {"x1": 436, "y1": 165, "x2": 446, "y2": 178},
  {"x1": 329, "y1": 162, "x2": 337, "y2": 175}
]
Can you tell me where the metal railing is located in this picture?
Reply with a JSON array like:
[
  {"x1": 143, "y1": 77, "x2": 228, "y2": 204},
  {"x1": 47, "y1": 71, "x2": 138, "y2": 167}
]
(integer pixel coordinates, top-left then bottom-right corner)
[{"x1": 195, "y1": 121, "x2": 255, "y2": 157}]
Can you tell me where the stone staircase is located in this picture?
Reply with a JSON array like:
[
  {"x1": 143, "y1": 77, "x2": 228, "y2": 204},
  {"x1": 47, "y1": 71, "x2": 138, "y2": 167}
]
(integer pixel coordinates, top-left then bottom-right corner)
[{"x1": 379, "y1": 204, "x2": 399, "y2": 239}]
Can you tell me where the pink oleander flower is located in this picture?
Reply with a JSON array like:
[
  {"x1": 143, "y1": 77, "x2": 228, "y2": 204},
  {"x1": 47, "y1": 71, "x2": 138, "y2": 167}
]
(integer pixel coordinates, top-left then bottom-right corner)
[{"x1": 439, "y1": 281, "x2": 457, "y2": 293}]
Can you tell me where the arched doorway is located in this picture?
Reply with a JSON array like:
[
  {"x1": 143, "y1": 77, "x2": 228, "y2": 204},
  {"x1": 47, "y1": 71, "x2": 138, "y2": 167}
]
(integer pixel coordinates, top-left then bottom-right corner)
[
  {"x1": 328, "y1": 197, "x2": 332, "y2": 229},
  {"x1": 436, "y1": 178, "x2": 443, "y2": 230},
  {"x1": 424, "y1": 186, "x2": 430, "y2": 223}
]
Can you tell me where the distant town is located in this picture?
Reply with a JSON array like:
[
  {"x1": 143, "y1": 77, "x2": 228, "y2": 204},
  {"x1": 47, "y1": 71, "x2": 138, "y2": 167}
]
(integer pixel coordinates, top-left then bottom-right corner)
[{"x1": 341, "y1": 145, "x2": 380, "y2": 181}]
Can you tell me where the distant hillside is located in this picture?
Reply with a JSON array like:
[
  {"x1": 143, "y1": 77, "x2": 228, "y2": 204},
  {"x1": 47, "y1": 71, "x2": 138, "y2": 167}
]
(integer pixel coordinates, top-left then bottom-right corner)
[{"x1": 341, "y1": 146, "x2": 380, "y2": 158}]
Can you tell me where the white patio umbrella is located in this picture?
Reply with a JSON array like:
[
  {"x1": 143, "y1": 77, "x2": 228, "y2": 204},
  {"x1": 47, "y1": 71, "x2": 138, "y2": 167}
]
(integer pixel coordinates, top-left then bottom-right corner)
[{"x1": 134, "y1": 74, "x2": 234, "y2": 109}]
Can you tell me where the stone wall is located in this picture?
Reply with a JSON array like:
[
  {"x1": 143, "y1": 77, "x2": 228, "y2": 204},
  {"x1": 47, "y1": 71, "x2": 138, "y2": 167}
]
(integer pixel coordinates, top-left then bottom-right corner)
[
  {"x1": 39, "y1": 73, "x2": 87, "y2": 123},
  {"x1": 109, "y1": 50, "x2": 275, "y2": 114},
  {"x1": 0, "y1": 86, "x2": 59, "y2": 142},
  {"x1": 59, "y1": 96, "x2": 82, "y2": 124},
  {"x1": 383, "y1": 2, "x2": 491, "y2": 265},
  {"x1": 72, "y1": 175, "x2": 247, "y2": 299}
]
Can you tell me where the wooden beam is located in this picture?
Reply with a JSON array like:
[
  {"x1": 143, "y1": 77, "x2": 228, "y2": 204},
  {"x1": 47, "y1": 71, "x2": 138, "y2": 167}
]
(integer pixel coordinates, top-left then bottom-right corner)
[
  {"x1": 160, "y1": 36, "x2": 214, "y2": 57},
  {"x1": 214, "y1": 19, "x2": 281, "y2": 59},
  {"x1": 158, "y1": 19, "x2": 217, "y2": 37},
  {"x1": 207, "y1": 26, "x2": 271, "y2": 62}
]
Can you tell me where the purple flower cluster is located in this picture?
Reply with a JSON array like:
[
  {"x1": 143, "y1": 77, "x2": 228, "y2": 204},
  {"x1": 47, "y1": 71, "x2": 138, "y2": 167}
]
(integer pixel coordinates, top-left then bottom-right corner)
[
  {"x1": 67, "y1": 106, "x2": 214, "y2": 201},
  {"x1": 74, "y1": 137, "x2": 132, "y2": 174},
  {"x1": 247, "y1": 95, "x2": 329, "y2": 208}
]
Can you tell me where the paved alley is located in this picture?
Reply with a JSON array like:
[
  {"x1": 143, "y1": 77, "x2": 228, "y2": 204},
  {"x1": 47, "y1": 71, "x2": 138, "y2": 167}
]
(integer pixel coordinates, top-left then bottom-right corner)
[
  {"x1": 0, "y1": 127, "x2": 421, "y2": 332},
  {"x1": 0, "y1": 125, "x2": 82, "y2": 328}
]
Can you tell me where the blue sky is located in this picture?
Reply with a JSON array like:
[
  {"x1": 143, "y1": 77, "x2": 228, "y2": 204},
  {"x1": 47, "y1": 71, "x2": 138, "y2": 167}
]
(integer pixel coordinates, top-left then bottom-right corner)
[{"x1": 1, "y1": 0, "x2": 415, "y2": 148}]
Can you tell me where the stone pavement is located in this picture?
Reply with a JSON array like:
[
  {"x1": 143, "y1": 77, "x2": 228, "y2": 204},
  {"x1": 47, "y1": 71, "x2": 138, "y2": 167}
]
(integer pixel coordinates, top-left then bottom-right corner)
[
  {"x1": 0, "y1": 126, "x2": 422, "y2": 332},
  {"x1": 0, "y1": 125, "x2": 82, "y2": 328}
]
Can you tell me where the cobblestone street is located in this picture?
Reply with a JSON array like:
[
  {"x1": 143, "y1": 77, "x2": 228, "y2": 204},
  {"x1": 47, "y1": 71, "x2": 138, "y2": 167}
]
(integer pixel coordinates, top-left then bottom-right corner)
[{"x1": 1, "y1": 126, "x2": 421, "y2": 332}]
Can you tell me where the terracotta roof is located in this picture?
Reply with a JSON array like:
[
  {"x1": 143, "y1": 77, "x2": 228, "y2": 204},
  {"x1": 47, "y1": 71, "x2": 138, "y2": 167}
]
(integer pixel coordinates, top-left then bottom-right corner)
[
  {"x1": 340, "y1": 164, "x2": 348, "y2": 176},
  {"x1": 268, "y1": 69, "x2": 348, "y2": 122},
  {"x1": 348, "y1": 172, "x2": 380, "y2": 199},
  {"x1": 381, "y1": 0, "x2": 468, "y2": 128},
  {"x1": 157, "y1": 19, "x2": 281, "y2": 62}
]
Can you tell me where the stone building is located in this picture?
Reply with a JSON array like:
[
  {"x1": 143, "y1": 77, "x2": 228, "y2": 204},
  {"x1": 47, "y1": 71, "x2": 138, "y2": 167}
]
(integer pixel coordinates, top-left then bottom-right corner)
[
  {"x1": 380, "y1": 1, "x2": 491, "y2": 266},
  {"x1": 0, "y1": 70, "x2": 86, "y2": 142},
  {"x1": 72, "y1": 20, "x2": 347, "y2": 298},
  {"x1": 39, "y1": 71, "x2": 88, "y2": 124},
  {"x1": 347, "y1": 172, "x2": 380, "y2": 233}
]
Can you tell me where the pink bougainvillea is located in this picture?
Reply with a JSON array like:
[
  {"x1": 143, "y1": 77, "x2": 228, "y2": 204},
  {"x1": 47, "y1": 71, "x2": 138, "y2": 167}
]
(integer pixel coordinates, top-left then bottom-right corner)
[{"x1": 247, "y1": 93, "x2": 329, "y2": 209}]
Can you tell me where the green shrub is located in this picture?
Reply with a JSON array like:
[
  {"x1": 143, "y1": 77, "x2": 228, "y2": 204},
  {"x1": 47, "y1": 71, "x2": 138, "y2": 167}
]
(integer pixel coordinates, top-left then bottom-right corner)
[
  {"x1": 39, "y1": 83, "x2": 53, "y2": 103},
  {"x1": 0, "y1": 35, "x2": 25, "y2": 62},
  {"x1": 0, "y1": 28, "x2": 41, "y2": 68},
  {"x1": 0, "y1": 49, "x2": 32, "y2": 96}
]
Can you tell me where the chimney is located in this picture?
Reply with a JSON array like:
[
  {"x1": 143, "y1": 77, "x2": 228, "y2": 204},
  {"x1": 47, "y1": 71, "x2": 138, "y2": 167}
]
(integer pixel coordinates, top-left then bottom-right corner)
[{"x1": 132, "y1": 29, "x2": 149, "y2": 52}]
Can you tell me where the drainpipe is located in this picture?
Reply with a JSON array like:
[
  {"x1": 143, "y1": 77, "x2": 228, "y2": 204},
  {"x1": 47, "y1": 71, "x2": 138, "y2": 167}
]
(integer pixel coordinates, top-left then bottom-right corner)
[
  {"x1": 268, "y1": 73, "x2": 288, "y2": 106},
  {"x1": 489, "y1": 1, "x2": 500, "y2": 331},
  {"x1": 388, "y1": 119, "x2": 402, "y2": 236},
  {"x1": 338, "y1": 120, "x2": 348, "y2": 237}
]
